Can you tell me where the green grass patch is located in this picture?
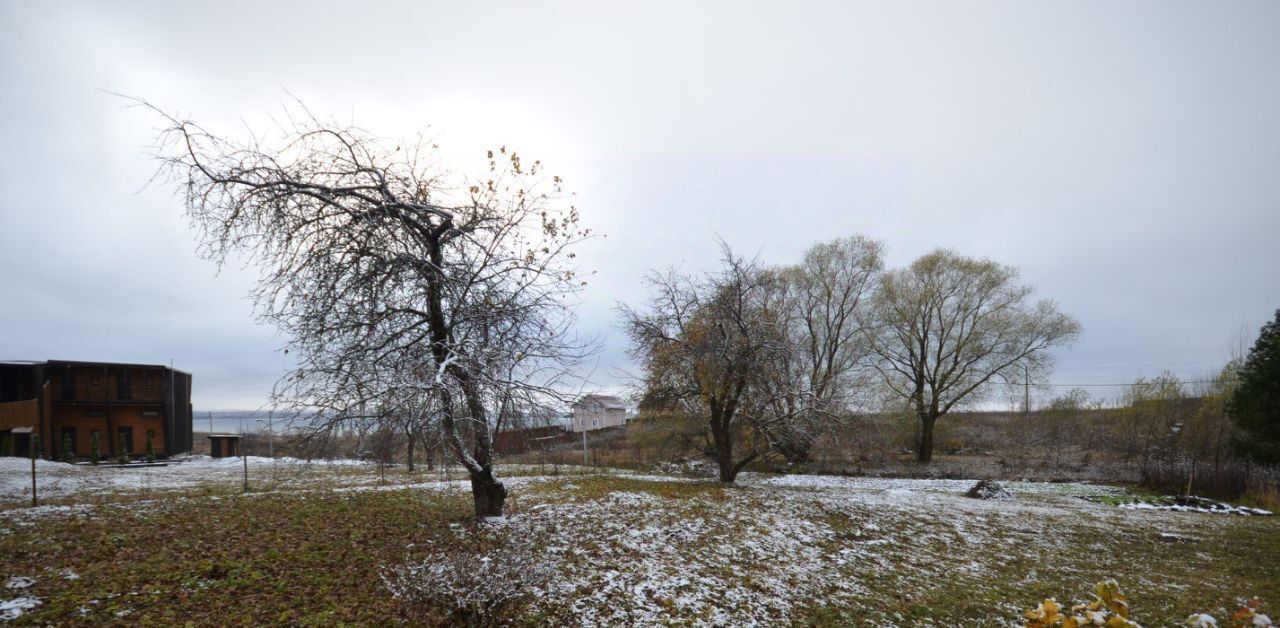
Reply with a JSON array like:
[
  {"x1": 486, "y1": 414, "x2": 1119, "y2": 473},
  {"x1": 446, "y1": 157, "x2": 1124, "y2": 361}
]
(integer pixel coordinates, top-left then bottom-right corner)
[{"x1": 1093, "y1": 493, "x2": 1174, "y2": 507}]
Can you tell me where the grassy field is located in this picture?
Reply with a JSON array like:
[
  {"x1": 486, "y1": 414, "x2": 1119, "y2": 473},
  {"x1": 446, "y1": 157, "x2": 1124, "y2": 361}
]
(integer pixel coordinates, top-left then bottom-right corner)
[{"x1": 1, "y1": 470, "x2": 1277, "y2": 626}]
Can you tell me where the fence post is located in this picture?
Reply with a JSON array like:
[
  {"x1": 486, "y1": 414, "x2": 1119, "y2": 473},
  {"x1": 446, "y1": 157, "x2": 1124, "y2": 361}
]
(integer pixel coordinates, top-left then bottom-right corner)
[{"x1": 30, "y1": 434, "x2": 43, "y2": 507}]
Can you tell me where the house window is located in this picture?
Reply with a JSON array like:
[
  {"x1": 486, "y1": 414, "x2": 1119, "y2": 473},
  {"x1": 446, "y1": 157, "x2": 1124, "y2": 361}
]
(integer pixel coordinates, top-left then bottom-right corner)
[
  {"x1": 142, "y1": 411, "x2": 159, "y2": 418},
  {"x1": 592, "y1": 419, "x2": 599, "y2": 427},
  {"x1": 117, "y1": 369, "x2": 132, "y2": 401},
  {"x1": 144, "y1": 374, "x2": 153, "y2": 387},
  {"x1": 90, "y1": 375, "x2": 99, "y2": 386},
  {"x1": 61, "y1": 370, "x2": 76, "y2": 400}
]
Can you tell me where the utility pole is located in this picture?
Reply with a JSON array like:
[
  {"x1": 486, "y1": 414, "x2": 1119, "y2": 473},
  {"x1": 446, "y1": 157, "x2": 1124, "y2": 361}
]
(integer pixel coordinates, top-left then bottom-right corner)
[{"x1": 1024, "y1": 364, "x2": 1031, "y2": 415}]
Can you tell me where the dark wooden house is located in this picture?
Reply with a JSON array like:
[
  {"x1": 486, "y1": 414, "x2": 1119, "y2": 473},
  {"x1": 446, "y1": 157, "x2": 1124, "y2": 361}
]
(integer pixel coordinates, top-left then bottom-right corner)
[{"x1": 0, "y1": 360, "x2": 193, "y2": 460}]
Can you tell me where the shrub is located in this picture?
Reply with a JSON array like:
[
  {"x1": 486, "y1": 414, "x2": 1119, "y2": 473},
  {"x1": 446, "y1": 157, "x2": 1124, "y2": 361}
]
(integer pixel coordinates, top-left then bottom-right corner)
[
  {"x1": 61, "y1": 433, "x2": 74, "y2": 463},
  {"x1": 383, "y1": 534, "x2": 557, "y2": 625},
  {"x1": 90, "y1": 432, "x2": 100, "y2": 465},
  {"x1": 145, "y1": 430, "x2": 156, "y2": 463},
  {"x1": 117, "y1": 433, "x2": 129, "y2": 464}
]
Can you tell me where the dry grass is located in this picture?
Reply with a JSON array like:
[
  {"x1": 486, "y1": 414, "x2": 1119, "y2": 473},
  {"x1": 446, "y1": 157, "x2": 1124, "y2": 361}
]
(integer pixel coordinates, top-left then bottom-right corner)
[{"x1": 2, "y1": 472, "x2": 1276, "y2": 626}]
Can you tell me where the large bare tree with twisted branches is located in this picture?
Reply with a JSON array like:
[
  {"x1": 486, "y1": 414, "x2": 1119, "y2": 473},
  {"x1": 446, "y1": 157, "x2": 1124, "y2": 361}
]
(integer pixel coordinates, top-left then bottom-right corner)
[
  {"x1": 145, "y1": 99, "x2": 591, "y2": 517},
  {"x1": 869, "y1": 249, "x2": 1081, "y2": 463}
]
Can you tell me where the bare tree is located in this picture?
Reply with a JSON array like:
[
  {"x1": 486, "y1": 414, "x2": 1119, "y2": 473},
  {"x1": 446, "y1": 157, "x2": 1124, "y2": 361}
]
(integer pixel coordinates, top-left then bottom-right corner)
[
  {"x1": 622, "y1": 245, "x2": 783, "y2": 483},
  {"x1": 869, "y1": 249, "x2": 1080, "y2": 463},
  {"x1": 755, "y1": 236, "x2": 884, "y2": 463},
  {"x1": 379, "y1": 359, "x2": 442, "y2": 474},
  {"x1": 146, "y1": 99, "x2": 591, "y2": 517}
]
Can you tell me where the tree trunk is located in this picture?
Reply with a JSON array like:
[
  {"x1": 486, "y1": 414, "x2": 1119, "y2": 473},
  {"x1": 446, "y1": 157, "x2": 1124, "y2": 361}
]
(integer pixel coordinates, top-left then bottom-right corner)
[
  {"x1": 405, "y1": 429, "x2": 415, "y2": 473},
  {"x1": 917, "y1": 413, "x2": 938, "y2": 463},
  {"x1": 469, "y1": 468, "x2": 507, "y2": 518},
  {"x1": 709, "y1": 411, "x2": 737, "y2": 483},
  {"x1": 717, "y1": 448, "x2": 736, "y2": 483}
]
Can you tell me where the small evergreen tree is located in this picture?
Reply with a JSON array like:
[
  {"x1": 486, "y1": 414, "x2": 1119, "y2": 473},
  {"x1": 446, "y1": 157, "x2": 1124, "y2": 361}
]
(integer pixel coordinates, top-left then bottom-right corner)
[
  {"x1": 32, "y1": 434, "x2": 41, "y2": 459},
  {"x1": 0, "y1": 434, "x2": 10, "y2": 457},
  {"x1": 1229, "y1": 309, "x2": 1280, "y2": 464},
  {"x1": 90, "y1": 431, "x2": 101, "y2": 465},
  {"x1": 61, "y1": 433, "x2": 74, "y2": 463},
  {"x1": 145, "y1": 430, "x2": 156, "y2": 463},
  {"x1": 117, "y1": 433, "x2": 129, "y2": 465}
]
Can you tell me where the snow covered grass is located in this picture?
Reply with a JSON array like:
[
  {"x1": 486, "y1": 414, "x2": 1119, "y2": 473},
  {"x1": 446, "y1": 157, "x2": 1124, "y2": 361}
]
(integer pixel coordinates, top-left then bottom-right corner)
[
  {"x1": 0, "y1": 457, "x2": 668, "y2": 507},
  {"x1": 0, "y1": 470, "x2": 1276, "y2": 625},
  {"x1": 0, "y1": 456, "x2": 393, "y2": 505}
]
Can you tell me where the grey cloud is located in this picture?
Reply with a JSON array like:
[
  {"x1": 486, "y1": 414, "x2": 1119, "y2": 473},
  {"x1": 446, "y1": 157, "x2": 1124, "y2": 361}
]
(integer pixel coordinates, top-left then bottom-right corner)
[{"x1": 2, "y1": 0, "x2": 1277, "y2": 408}]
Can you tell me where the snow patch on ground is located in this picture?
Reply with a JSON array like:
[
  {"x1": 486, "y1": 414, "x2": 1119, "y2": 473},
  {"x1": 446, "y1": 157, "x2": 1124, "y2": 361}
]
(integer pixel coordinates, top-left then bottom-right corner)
[
  {"x1": 2, "y1": 578, "x2": 32, "y2": 591},
  {"x1": 0, "y1": 596, "x2": 40, "y2": 621},
  {"x1": 510, "y1": 487, "x2": 857, "y2": 625},
  {"x1": 1118, "y1": 501, "x2": 1272, "y2": 516},
  {"x1": 0, "y1": 456, "x2": 383, "y2": 503},
  {"x1": 384, "y1": 473, "x2": 1170, "y2": 625},
  {"x1": 745, "y1": 472, "x2": 1127, "y2": 499},
  {"x1": 0, "y1": 504, "x2": 96, "y2": 525},
  {"x1": 0, "y1": 458, "x2": 690, "y2": 506}
]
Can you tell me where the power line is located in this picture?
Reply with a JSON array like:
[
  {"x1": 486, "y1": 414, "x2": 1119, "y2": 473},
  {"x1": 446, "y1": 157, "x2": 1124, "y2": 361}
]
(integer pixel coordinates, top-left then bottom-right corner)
[
  {"x1": 1037, "y1": 380, "x2": 1218, "y2": 388},
  {"x1": 1053, "y1": 358, "x2": 1225, "y2": 370}
]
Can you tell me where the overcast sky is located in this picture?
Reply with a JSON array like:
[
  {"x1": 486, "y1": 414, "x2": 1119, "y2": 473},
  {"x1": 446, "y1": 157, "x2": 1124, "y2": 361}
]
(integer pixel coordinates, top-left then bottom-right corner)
[{"x1": 2, "y1": 1, "x2": 1277, "y2": 410}]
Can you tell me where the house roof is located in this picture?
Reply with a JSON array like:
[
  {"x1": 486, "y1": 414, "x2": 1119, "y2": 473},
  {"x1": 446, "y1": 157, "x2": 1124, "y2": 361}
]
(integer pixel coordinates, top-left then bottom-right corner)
[
  {"x1": 0, "y1": 359, "x2": 190, "y2": 376},
  {"x1": 575, "y1": 394, "x2": 627, "y2": 410}
]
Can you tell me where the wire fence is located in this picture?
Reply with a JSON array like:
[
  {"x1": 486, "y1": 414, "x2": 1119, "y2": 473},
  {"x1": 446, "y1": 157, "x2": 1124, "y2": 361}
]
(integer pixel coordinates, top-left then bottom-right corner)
[{"x1": 0, "y1": 427, "x2": 628, "y2": 509}]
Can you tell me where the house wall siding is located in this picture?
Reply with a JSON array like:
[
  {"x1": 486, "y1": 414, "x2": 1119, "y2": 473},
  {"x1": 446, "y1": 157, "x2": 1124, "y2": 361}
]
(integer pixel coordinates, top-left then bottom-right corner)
[
  {"x1": 570, "y1": 404, "x2": 627, "y2": 432},
  {"x1": 49, "y1": 366, "x2": 168, "y2": 403},
  {"x1": 0, "y1": 399, "x2": 38, "y2": 431},
  {"x1": 51, "y1": 407, "x2": 167, "y2": 456}
]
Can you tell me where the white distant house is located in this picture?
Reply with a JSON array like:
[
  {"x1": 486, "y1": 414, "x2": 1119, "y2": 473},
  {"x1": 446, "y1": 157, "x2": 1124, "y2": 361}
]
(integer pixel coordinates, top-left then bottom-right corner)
[{"x1": 570, "y1": 394, "x2": 628, "y2": 432}]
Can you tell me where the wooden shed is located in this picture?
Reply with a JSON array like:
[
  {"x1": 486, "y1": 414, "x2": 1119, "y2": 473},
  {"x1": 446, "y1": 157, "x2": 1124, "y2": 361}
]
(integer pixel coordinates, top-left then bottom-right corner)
[{"x1": 207, "y1": 433, "x2": 241, "y2": 458}]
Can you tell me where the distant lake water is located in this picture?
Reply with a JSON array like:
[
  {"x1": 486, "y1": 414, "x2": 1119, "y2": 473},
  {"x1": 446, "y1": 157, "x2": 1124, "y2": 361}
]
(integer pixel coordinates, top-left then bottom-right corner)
[{"x1": 196, "y1": 412, "x2": 310, "y2": 434}]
